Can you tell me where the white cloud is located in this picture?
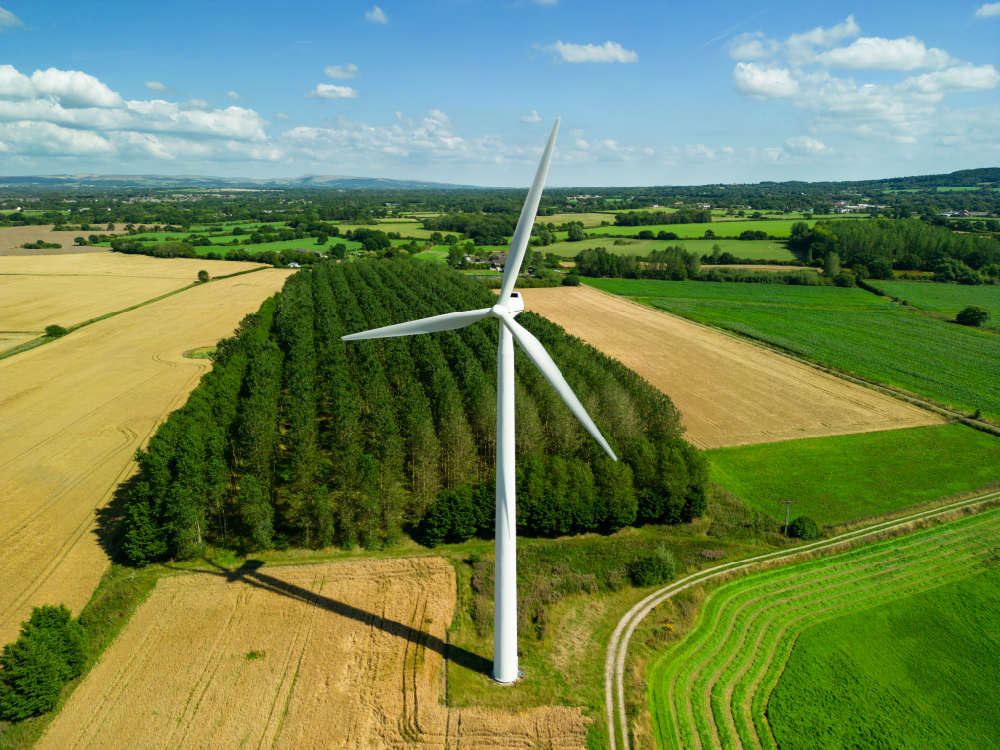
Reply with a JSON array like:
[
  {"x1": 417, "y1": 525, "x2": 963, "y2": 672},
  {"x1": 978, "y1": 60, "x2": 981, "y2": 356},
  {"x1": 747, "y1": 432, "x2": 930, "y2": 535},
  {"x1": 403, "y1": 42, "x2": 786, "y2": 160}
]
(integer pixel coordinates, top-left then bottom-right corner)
[
  {"x1": 305, "y1": 84, "x2": 359, "y2": 100},
  {"x1": 763, "y1": 147, "x2": 785, "y2": 162},
  {"x1": 394, "y1": 110, "x2": 413, "y2": 126},
  {"x1": 185, "y1": 98, "x2": 211, "y2": 110},
  {"x1": 575, "y1": 138, "x2": 589, "y2": 149},
  {"x1": 817, "y1": 36, "x2": 956, "y2": 70},
  {"x1": 521, "y1": 109, "x2": 542, "y2": 123},
  {"x1": 227, "y1": 90, "x2": 241, "y2": 100},
  {"x1": 569, "y1": 128, "x2": 584, "y2": 136},
  {"x1": 145, "y1": 81, "x2": 169, "y2": 93},
  {"x1": 0, "y1": 66, "x2": 126, "y2": 108},
  {"x1": 974, "y1": 3, "x2": 1000, "y2": 17},
  {"x1": 275, "y1": 112, "x2": 289, "y2": 121},
  {"x1": 785, "y1": 135, "x2": 828, "y2": 154},
  {"x1": 365, "y1": 6, "x2": 388, "y2": 24},
  {"x1": 786, "y1": 15, "x2": 861, "y2": 65},
  {"x1": 728, "y1": 32, "x2": 779, "y2": 60},
  {"x1": 325, "y1": 64, "x2": 361, "y2": 79},
  {"x1": 896, "y1": 64, "x2": 1000, "y2": 100},
  {"x1": 732, "y1": 63, "x2": 799, "y2": 98},
  {"x1": 0, "y1": 6, "x2": 23, "y2": 29},
  {"x1": 541, "y1": 40, "x2": 639, "y2": 64}
]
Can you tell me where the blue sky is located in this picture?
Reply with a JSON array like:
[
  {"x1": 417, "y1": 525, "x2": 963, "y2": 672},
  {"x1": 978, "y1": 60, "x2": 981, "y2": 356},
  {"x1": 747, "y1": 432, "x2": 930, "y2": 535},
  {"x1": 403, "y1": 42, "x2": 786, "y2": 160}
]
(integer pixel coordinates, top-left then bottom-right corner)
[{"x1": 1, "y1": 0, "x2": 998, "y2": 186}]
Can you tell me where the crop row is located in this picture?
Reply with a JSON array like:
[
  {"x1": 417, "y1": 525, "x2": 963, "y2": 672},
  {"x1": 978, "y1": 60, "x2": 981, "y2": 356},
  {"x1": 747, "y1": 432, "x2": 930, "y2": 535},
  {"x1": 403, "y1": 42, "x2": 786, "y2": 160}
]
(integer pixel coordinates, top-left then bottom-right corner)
[{"x1": 648, "y1": 507, "x2": 1000, "y2": 750}]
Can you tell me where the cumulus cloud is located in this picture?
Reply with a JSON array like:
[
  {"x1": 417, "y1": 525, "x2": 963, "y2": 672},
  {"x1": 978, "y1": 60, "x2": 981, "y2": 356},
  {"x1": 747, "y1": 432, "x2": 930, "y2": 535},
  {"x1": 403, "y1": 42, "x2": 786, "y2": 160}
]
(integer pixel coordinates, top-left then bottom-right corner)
[
  {"x1": 365, "y1": 6, "x2": 388, "y2": 24},
  {"x1": 394, "y1": 110, "x2": 413, "y2": 126},
  {"x1": 728, "y1": 32, "x2": 779, "y2": 60},
  {"x1": 305, "y1": 84, "x2": 359, "y2": 100},
  {"x1": 0, "y1": 6, "x2": 23, "y2": 29},
  {"x1": 896, "y1": 64, "x2": 1000, "y2": 99},
  {"x1": 785, "y1": 135, "x2": 828, "y2": 154},
  {"x1": 540, "y1": 40, "x2": 639, "y2": 63},
  {"x1": 763, "y1": 147, "x2": 785, "y2": 162},
  {"x1": 0, "y1": 66, "x2": 125, "y2": 108},
  {"x1": 816, "y1": 36, "x2": 956, "y2": 70},
  {"x1": 325, "y1": 64, "x2": 361, "y2": 79},
  {"x1": 144, "y1": 81, "x2": 176, "y2": 94},
  {"x1": 521, "y1": 109, "x2": 542, "y2": 123},
  {"x1": 185, "y1": 98, "x2": 211, "y2": 110},
  {"x1": 227, "y1": 91, "x2": 241, "y2": 100},
  {"x1": 732, "y1": 63, "x2": 799, "y2": 98},
  {"x1": 786, "y1": 15, "x2": 861, "y2": 65},
  {"x1": 974, "y1": 3, "x2": 1000, "y2": 17},
  {"x1": 275, "y1": 112, "x2": 289, "y2": 121}
]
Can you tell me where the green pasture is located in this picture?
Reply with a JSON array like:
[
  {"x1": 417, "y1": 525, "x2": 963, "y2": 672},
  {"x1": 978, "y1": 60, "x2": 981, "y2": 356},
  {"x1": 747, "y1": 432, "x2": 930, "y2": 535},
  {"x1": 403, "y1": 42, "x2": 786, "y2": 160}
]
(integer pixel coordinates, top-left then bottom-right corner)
[
  {"x1": 337, "y1": 222, "x2": 438, "y2": 239},
  {"x1": 936, "y1": 186, "x2": 983, "y2": 192},
  {"x1": 868, "y1": 280, "x2": 1000, "y2": 329},
  {"x1": 706, "y1": 424, "x2": 1000, "y2": 525},
  {"x1": 769, "y1": 566, "x2": 1000, "y2": 750},
  {"x1": 584, "y1": 277, "x2": 1000, "y2": 420},
  {"x1": 648, "y1": 508, "x2": 1000, "y2": 750},
  {"x1": 543, "y1": 238, "x2": 792, "y2": 261},
  {"x1": 537, "y1": 211, "x2": 626, "y2": 227},
  {"x1": 570, "y1": 219, "x2": 821, "y2": 240},
  {"x1": 412, "y1": 249, "x2": 448, "y2": 263}
]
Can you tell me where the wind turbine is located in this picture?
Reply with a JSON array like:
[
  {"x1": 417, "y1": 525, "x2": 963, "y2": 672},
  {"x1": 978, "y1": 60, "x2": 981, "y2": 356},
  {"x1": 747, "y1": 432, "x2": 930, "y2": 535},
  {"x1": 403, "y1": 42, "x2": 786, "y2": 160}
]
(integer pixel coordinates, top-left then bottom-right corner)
[{"x1": 342, "y1": 118, "x2": 617, "y2": 684}]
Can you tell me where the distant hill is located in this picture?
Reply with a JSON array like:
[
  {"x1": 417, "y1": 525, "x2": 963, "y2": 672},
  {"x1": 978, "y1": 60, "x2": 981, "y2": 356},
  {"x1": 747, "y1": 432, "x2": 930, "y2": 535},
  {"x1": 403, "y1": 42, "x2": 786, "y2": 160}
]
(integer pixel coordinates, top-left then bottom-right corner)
[{"x1": 0, "y1": 173, "x2": 478, "y2": 189}]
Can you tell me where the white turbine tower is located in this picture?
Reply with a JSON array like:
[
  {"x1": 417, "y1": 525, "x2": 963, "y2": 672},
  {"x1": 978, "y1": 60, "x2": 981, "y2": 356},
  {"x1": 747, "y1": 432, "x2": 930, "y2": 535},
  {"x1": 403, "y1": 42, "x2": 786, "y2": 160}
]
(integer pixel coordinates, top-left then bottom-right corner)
[{"x1": 342, "y1": 118, "x2": 617, "y2": 684}]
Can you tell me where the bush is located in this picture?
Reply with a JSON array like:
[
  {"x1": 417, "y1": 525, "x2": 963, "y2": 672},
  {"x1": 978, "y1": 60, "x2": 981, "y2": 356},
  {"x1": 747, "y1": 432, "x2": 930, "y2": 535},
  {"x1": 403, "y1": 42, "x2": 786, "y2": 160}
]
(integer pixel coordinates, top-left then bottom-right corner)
[
  {"x1": 627, "y1": 545, "x2": 677, "y2": 588},
  {"x1": 787, "y1": 515, "x2": 819, "y2": 540},
  {"x1": 197, "y1": 270, "x2": 210, "y2": 283},
  {"x1": 44, "y1": 324, "x2": 69, "y2": 338},
  {"x1": 956, "y1": 305, "x2": 990, "y2": 327},
  {"x1": 833, "y1": 271, "x2": 856, "y2": 288},
  {"x1": 562, "y1": 273, "x2": 581, "y2": 286}
]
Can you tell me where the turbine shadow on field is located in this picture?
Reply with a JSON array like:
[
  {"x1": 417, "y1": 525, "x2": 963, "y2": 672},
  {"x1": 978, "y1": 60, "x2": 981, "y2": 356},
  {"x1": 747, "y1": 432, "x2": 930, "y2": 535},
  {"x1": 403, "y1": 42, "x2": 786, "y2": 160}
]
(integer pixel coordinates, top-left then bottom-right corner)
[{"x1": 198, "y1": 560, "x2": 493, "y2": 676}]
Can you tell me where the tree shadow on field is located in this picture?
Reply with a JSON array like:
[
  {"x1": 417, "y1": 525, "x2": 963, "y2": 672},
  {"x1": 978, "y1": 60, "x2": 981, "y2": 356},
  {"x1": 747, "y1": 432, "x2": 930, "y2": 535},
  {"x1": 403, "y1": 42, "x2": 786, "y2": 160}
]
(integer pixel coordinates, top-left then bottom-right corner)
[
  {"x1": 92, "y1": 474, "x2": 138, "y2": 563},
  {"x1": 186, "y1": 560, "x2": 492, "y2": 677}
]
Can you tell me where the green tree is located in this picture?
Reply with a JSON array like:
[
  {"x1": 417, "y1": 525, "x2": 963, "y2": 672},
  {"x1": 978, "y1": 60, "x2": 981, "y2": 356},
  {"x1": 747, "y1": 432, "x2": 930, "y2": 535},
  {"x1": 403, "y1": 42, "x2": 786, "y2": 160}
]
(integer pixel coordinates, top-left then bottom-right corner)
[
  {"x1": 74, "y1": 236, "x2": 85, "y2": 246},
  {"x1": 197, "y1": 269, "x2": 209, "y2": 283},
  {"x1": 44, "y1": 324, "x2": 69, "y2": 338},
  {"x1": 19, "y1": 605, "x2": 86, "y2": 682},
  {"x1": 627, "y1": 544, "x2": 677, "y2": 587},
  {"x1": 237, "y1": 475, "x2": 273, "y2": 550},
  {"x1": 687, "y1": 252, "x2": 701, "y2": 277},
  {"x1": 0, "y1": 636, "x2": 63, "y2": 721},
  {"x1": 567, "y1": 223, "x2": 585, "y2": 242},
  {"x1": 447, "y1": 245, "x2": 464, "y2": 267},
  {"x1": 824, "y1": 251, "x2": 841, "y2": 277},
  {"x1": 956, "y1": 306, "x2": 990, "y2": 327}
]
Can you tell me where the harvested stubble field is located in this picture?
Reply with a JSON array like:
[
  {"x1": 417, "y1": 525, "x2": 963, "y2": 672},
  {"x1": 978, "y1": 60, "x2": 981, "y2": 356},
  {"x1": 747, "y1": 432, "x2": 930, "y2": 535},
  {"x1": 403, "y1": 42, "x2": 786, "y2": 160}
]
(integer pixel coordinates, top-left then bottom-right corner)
[
  {"x1": 514, "y1": 285, "x2": 941, "y2": 449},
  {"x1": 0, "y1": 268, "x2": 293, "y2": 646},
  {"x1": 0, "y1": 225, "x2": 117, "y2": 255},
  {"x1": 647, "y1": 507, "x2": 1000, "y2": 750},
  {"x1": 0, "y1": 252, "x2": 266, "y2": 331},
  {"x1": 39, "y1": 558, "x2": 590, "y2": 750}
]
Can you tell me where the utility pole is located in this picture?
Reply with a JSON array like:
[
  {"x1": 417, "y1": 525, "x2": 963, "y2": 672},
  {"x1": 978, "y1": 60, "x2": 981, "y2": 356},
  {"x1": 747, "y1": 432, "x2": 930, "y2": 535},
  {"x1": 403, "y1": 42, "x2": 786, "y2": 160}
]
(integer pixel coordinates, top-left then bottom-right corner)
[{"x1": 779, "y1": 500, "x2": 795, "y2": 537}]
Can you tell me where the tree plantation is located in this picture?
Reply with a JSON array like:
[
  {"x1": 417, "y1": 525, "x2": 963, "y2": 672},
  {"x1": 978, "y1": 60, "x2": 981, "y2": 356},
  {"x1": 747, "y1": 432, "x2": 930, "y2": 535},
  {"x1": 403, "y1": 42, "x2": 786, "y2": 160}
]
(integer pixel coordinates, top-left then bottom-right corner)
[{"x1": 121, "y1": 260, "x2": 707, "y2": 564}]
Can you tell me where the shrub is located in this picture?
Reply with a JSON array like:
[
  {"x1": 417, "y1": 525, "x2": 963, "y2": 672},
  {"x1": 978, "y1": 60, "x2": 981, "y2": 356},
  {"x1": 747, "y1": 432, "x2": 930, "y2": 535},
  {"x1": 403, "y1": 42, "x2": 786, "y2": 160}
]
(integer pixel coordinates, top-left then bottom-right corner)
[
  {"x1": 788, "y1": 515, "x2": 819, "y2": 540},
  {"x1": 44, "y1": 324, "x2": 69, "y2": 338},
  {"x1": 197, "y1": 270, "x2": 209, "y2": 283},
  {"x1": 956, "y1": 306, "x2": 990, "y2": 327},
  {"x1": 833, "y1": 271, "x2": 856, "y2": 287},
  {"x1": 627, "y1": 545, "x2": 677, "y2": 588},
  {"x1": 562, "y1": 273, "x2": 581, "y2": 286}
]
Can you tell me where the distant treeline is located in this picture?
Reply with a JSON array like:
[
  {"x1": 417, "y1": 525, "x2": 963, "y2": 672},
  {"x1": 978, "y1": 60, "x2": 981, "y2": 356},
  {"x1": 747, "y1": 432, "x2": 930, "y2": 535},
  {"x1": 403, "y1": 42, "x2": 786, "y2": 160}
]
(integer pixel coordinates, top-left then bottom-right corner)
[
  {"x1": 790, "y1": 219, "x2": 1000, "y2": 283},
  {"x1": 614, "y1": 209, "x2": 712, "y2": 226},
  {"x1": 575, "y1": 246, "x2": 823, "y2": 285},
  {"x1": 121, "y1": 260, "x2": 707, "y2": 564},
  {"x1": 421, "y1": 212, "x2": 516, "y2": 245}
]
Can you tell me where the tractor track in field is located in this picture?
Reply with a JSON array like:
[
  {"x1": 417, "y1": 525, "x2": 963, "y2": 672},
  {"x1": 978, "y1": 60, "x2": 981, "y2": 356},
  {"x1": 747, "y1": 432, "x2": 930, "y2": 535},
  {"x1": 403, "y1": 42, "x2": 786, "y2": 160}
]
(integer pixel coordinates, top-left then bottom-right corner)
[{"x1": 604, "y1": 489, "x2": 1000, "y2": 750}]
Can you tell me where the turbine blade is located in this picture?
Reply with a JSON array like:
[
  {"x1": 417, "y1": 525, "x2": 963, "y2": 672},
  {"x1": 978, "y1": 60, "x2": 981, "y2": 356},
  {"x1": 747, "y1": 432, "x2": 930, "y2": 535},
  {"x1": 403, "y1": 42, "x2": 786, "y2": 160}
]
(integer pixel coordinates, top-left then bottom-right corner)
[
  {"x1": 498, "y1": 312, "x2": 617, "y2": 461},
  {"x1": 342, "y1": 308, "x2": 492, "y2": 341},
  {"x1": 497, "y1": 118, "x2": 560, "y2": 307}
]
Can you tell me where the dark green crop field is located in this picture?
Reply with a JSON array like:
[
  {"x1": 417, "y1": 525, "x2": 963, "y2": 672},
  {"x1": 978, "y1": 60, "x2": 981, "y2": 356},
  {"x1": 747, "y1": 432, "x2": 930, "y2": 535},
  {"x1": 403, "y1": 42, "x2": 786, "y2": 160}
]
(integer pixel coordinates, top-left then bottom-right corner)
[
  {"x1": 584, "y1": 278, "x2": 1000, "y2": 420},
  {"x1": 706, "y1": 424, "x2": 1000, "y2": 525},
  {"x1": 868, "y1": 280, "x2": 1000, "y2": 330},
  {"x1": 769, "y1": 566, "x2": 1000, "y2": 750}
]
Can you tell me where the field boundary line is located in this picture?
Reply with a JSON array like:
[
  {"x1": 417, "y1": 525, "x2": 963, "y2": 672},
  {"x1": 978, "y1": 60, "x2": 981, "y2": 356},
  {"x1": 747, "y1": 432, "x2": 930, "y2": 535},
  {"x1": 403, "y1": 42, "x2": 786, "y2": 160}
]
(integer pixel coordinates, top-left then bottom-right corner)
[
  {"x1": 582, "y1": 284, "x2": 1000, "y2": 438},
  {"x1": 0, "y1": 266, "x2": 273, "y2": 362},
  {"x1": 604, "y1": 489, "x2": 1000, "y2": 750}
]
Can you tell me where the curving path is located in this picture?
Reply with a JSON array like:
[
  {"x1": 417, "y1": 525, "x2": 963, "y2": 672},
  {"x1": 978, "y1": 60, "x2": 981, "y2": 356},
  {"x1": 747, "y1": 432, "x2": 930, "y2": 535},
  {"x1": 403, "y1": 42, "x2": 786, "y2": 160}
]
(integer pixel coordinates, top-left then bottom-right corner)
[{"x1": 604, "y1": 490, "x2": 1000, "y2": 750}]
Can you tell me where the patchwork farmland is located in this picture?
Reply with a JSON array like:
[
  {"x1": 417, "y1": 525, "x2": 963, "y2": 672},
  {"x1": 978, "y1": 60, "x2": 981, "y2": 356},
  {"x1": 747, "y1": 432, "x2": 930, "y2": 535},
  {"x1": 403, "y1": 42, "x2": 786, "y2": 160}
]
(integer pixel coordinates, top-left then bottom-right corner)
[
  {"x1": 513, "y1": 285, "x2": 941, "y2": 449},
  {"x1": 0, "y1": 265, "x2": 293, "y2": 645},
  {"x1": 37, "y1": 558, "x2": 590, "y2": 750}
]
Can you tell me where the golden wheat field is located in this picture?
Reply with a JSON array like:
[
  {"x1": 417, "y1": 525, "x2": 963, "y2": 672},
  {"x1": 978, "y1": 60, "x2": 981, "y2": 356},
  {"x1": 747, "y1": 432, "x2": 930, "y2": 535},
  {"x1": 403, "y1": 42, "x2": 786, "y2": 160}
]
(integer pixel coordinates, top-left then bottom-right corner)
[
  {"x1": 516, "y1": 285, "x2": 942, "y2": 449},
  {"x1": 0, "y1": 224, "x2": 117, "y2": 255},
  {"x1": 0, "y1": 252, "x2": 266, "y2": 331},
  {"x1": 38, "y1": 558, "x2": 590, "y2": 750},
  {"x1": 0, "y1": 269, "x2": 293, "y2": 645}
]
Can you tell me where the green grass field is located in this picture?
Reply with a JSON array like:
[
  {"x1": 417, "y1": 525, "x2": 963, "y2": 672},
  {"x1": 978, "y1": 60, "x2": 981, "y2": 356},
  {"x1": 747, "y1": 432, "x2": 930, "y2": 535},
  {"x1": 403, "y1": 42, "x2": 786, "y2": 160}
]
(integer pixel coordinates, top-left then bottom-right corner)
[
  {"x1": 868, "y1": 280, "x2": 1000, "y2": 330},
  {"x1": 706, "y1": 425, "x2": 1000, "y2": 525},
  {"x1": 648, "y1": 507, "x2": 1000, "y2": 750},
  {"x1": 573, "y1": 219, "x2": 821, "y2": 240},
  {"x1": 769, "y1": 566, "x2": 1000, "y2": 750},
  {"x1": 584, "y1": 277, "x2": 1000, "y2": 420}
]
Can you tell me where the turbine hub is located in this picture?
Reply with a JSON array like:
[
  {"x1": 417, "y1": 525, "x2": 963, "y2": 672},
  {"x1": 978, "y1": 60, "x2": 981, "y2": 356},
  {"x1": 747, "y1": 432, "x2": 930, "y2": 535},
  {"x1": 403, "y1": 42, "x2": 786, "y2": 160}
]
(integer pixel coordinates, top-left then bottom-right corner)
[{"x1": 491, "y1": 304, "x2": 507, "y2": 317}]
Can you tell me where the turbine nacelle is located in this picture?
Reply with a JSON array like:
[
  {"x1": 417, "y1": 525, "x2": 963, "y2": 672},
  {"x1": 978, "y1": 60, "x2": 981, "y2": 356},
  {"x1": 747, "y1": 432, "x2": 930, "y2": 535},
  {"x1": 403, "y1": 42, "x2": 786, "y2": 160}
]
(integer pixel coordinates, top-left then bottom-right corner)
[{"x1": 492, "y1": 292, "x2": 523, "y2": 317}]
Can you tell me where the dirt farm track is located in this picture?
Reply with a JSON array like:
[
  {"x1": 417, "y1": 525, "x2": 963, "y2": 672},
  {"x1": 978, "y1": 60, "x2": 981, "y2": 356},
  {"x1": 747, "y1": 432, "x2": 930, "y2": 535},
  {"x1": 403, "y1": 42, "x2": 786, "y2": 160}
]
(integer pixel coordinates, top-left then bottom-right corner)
[
  {"x1": 0, "y1": 268, "x2": 293, "y2": 646},
  {"x1": 38, "y1": 558, "x2": 589, "y2": 750},
  {"x1": 516, "y1": 285, "x2": 942, "y2": 449}
]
